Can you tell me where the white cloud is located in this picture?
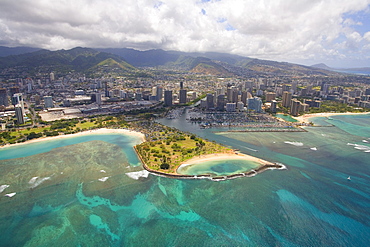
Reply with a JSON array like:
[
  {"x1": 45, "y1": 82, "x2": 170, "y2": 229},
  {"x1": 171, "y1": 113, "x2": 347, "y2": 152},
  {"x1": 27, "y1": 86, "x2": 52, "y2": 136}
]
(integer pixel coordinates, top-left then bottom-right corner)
[{"x1": 0, "y1": 0, "x2": 369, "y2": 67}]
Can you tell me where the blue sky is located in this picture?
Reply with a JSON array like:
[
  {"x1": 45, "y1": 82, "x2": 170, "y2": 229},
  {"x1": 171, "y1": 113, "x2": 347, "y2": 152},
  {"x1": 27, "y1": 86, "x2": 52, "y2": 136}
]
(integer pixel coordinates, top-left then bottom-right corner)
[{"x1": 0, "y1": 0, "x2": 369, "y2": 68}]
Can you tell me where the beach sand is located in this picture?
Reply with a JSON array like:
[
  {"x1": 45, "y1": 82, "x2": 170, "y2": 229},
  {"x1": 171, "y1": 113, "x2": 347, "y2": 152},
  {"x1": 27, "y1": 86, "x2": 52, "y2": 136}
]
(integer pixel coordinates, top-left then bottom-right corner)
[
  {"x1": 293, "y1": 112, "x2": 370, "y2": 123},
  {"x1": 178, "y1": 152, "x2": 273, "y2": 172},
  {"x1": 0, "y1": 128, "x2": 146, "y2": 149}
]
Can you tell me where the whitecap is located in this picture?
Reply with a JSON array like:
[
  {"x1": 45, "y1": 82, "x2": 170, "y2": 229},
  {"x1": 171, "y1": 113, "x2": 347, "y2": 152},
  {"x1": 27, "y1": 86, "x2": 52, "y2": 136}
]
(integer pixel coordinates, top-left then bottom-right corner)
[
  {"x1": 284, "y1": 141, "x2": 304, "y2": 147},
  {"x1": 100, "y1": 170, "x2": 106, "y2": 173},
  {"x1": 0, "y1": 185, "x2": 10, "y2": 193},
  {"x1": 98, "y1": 177, "x2": 110, "y2": 182},
  {"x1": 310, "y1": 147, "x2": 318, "y2": 151},
  {"x1": 28, "y1": 177, "x2": 39, "y2": 184},
  {"x1": 28, "y1": 177, "x2": 51, "y2": 189},
  {"x1": 347, "y1": 143, "x2": 370, "y2": 152},
  {"x1": 362, "y1": 140, "x2": 369, "y2": 143},
  {"x1": 5, "y1": 192, "x2": 16, "y2": 197},
  {"x1": 126, "y1": 170, "x2": 150, "y2": 180}
]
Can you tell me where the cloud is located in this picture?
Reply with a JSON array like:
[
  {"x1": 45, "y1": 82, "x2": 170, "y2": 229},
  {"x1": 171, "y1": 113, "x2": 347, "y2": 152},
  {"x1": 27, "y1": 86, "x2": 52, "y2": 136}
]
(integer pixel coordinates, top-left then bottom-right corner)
[{"x1": 0, "y1": 0, "x2": 369, "y2": 67}]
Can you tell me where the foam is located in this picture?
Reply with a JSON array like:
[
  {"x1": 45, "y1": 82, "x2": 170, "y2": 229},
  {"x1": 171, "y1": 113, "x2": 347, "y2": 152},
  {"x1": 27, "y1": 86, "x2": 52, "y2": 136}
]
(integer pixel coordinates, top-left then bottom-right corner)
[
  {"x1": 28, "y1": 176, "x2": 51, "y2": 189},
  {"x1": 347, "y1": 143, "x2": 370, "y2": 152},
  {"x1": 100, "y1": 170, "x2": 106, "y2": 173},
  {"x1": 28, "y1": 177, "x2": 39, "y2": 184},
  {"x1": 310, "y1": 147, "x2": 318, "y2": 151},
  {"x1": 98, "y1": 177, "x2": 110, "y2": 182},
  {"x1": 0, "y1": 185, "x2": 10, "y2": 193},
  {"x1": 126, "y1": 170, "x2": 150, "y2": 180},
  {"x1": 284, "y1": 141, "x2": 304, "y2": 147},
  {"x1": 5, "y1": 192, "x2": 16, "y2": 197},
  {"x1": 362, "y1": 140, "x2": 369, "y2": 143}
]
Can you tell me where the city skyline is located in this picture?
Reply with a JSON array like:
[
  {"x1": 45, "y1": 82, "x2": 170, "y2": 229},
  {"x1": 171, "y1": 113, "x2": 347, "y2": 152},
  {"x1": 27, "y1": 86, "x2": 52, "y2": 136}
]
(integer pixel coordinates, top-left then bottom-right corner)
[{"x1": 0, "y1": 0, "x2": 369, "y2": 68}]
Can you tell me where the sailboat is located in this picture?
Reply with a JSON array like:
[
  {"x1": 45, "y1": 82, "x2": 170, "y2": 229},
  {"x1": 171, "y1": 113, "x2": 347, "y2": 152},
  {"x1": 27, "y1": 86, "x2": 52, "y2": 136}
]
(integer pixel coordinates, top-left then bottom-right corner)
[{"x1": 347, "y1": 176, "x2": 351, "y2": 181}]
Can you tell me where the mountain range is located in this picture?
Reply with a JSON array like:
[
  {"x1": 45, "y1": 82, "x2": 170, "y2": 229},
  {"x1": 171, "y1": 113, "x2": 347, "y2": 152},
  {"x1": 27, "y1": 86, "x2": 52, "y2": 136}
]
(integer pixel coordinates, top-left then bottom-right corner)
[{"x1": 0, "y1": 46, "x2": 368, "y2": 77}]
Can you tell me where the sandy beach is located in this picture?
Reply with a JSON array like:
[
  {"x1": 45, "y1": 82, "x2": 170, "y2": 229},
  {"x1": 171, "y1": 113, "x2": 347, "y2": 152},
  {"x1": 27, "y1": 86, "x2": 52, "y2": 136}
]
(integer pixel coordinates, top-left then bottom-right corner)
[
  {"x1": 293, "y1": 112, "x2": 370, "y2": 123},
  {"x1": 0, "y1": 128, "x2": 145, "y2": 149},
  {"x1": 177, "y1": 152, "x2": 274, "y2": 172}
]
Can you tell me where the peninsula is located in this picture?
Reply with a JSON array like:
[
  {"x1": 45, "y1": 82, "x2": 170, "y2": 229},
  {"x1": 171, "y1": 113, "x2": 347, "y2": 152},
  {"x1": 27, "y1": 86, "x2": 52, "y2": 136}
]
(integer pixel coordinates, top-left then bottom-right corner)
[{"x1": 134, "y1": 122, "x2": 284, "y2": 180}]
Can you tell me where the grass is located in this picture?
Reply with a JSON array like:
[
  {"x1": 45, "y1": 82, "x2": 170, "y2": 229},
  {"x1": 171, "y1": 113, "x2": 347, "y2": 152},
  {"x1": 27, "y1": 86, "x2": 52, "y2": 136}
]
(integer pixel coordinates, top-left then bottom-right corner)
[{"x1": 136, "y1": 133, "x2": 232, "y2": 174}]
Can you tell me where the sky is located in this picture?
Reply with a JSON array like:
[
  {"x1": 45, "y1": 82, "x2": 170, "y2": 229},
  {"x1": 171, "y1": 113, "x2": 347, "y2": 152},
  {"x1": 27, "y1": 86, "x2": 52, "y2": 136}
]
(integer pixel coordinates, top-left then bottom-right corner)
[{"x1": 0, "y1": 0, "x2": 370, "y2": 68}]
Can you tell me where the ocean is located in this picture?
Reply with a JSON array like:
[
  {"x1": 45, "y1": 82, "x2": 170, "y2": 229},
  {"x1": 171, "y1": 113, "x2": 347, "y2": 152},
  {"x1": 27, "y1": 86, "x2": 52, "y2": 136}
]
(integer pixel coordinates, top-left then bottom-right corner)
[{"x1": 0, "y1": 113, "x2": 369, "y2": 246}]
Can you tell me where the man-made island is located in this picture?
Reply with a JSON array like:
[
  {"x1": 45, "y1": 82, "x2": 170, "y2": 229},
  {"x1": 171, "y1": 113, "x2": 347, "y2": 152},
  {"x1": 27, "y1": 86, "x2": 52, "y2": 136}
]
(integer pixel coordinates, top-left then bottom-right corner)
[{"x1": 134, "y1": 122, "x2": 285, "y2": 180}]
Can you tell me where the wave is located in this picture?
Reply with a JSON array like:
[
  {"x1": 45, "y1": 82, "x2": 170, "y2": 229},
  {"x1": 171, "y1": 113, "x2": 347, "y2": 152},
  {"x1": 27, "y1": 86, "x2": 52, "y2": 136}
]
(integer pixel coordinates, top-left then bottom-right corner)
[
  {"x1": 4, "y1": 192, "x2": 16, "y2": 197},
  {"x1": 347, "y1": 143, "x2": 370, "y2": 152},
  {"x1": 0, "y1": 185, "x2": 10, "y2": 193},
  {"x1": 362, "y1": 140, "x2": 369, "y2": 143},
  {"x1": 28, "y1": 176, "x2": 51, "y2": 189},
  {"x1": 284, "y1": 141, "x2": 304, "y2": 147},
  {"x1": 100, "y1": 170, "x2": 106, "y2": 173},
  {"x1": 126, "y1": 170, "x2": 150, "y2": 180},
  {"x1": 98, "y1": 177, "x2": 110, "y2": 182},
  {"x1": 310, "y1": 147, "x2": 318, "y2": 151}
]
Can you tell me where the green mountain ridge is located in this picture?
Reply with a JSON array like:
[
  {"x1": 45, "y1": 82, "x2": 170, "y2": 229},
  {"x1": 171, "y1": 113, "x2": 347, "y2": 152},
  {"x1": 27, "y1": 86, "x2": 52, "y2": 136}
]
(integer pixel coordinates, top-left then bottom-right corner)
[{"x1": 0, "y1": 47, "x2": 136, "y2": 74}]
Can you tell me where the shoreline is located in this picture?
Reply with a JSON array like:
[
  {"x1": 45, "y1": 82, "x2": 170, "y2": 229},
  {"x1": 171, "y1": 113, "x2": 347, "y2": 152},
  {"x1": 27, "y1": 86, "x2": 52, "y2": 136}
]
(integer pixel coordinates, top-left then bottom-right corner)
[
  {"x1": 0, "y1": 128, "x2": 146, "y2": 150},
  {"x1": 293, "y1": 112, "x2": 370, "y2": 124},
  {"x1": 136, "y1": 146, "x2": 285, "y2": 181},
  {"x1": 177, "y1": 152, "x2": 271, "y2": 171}
]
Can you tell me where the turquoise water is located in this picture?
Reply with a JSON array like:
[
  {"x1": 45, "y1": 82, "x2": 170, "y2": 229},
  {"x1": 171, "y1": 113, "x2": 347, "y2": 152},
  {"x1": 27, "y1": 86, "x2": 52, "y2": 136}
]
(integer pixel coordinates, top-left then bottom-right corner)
[
  {"x1": 1, "y1": 113, "x2": 370, "y2": 246},
  {"x1": 275, "y1": 113, "x2": 298, "y2": 122},
  {"x1": 178, "y1": 159, "x2": 260, "y2": 176}
]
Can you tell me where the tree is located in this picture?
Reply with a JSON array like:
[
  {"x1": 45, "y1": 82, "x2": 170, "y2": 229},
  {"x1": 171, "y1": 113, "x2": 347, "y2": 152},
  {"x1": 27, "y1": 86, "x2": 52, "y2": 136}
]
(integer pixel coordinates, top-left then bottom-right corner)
[{"x1": 160, "y1": 163, "x2": 170, "y2": 169}]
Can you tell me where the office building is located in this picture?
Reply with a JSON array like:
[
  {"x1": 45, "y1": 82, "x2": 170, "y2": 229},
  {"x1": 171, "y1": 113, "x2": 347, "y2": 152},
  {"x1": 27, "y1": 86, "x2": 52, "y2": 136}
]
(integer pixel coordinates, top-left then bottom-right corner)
[
  {"x1": 44, "y1": 96, "x2": 54, "y2": 108},
  {"x1": 0, "y1": 88, "x2": 8, "y2": 107},
  {"x1": 216, "y1": 94, "x2": 226, "y2": 111},
  {"x1": 156, "y1": 86, "x2": 163, "y2": 101},
  {"x1": 179, "y1": 89, "x2": 187, "y2": 104},
  {"x1": 206, "y1": 93, "x2": 215, "y2": 110},
  {"x1": 164, "y1": 90, "x2": 172, "y2": 106},
  {"x1": 15, "y1": 104, "x2": 25, "y2": 124}
]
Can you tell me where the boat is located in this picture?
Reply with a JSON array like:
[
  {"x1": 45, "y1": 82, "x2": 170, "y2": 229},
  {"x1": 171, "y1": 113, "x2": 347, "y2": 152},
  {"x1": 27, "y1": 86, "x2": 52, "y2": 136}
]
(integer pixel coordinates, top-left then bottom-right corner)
[{"x1": 347, "y1": 176, "x2": 351, "y2": 181}]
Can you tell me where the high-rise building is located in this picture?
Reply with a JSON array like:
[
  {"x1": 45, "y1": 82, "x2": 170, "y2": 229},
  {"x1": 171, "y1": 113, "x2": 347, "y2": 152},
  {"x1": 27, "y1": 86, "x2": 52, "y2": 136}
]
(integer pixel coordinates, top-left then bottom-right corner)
[
  {"x1": 179, "y1": 89, "x2": 187, "y2": 104},
  {"x1": 11, "y1": 93, "x2": 23, "y2": 106},
  {"x1": 44, "y1": 96, "x2": 54, "y2": 108},
  {"x1": 34, "y1": 95, "x2": 41, "y2": 105},
  {"x1": 0, "y1": 88, "x2": 8, "y2": 107},
  {"x1": 156, "y1": 86, "x2": 163, "y2": 101},
  {"x1": 232, "y1": 89, "x2": 239, "y2": 103},
  {"x1": 15, "y1": 104, "x2": 25, "y2": 124},
  {"x1": 271, "y1": 100, "x2": 277, "y2": 113},
  {"x1": 180, "y1": 81, "x2": 184, "y2": 89},
  {"x1": 265, "y1": 92, "x2": 276, "y2": 102},
  {"x1": 50, "y1": 72, "x2": 55, "y2": 81},
  {"x1": 282, "y1": 91, "x2": 292, "y2": 108},
  {"x1": 216, "y1": 94, "x2": 226, "y2": 111},
  {"x1": 247, "y1": 97, "x2": 262, "y2": 113},
  {"x1": 135, "y1": 92, "x2": 142, "y2": 101},
  {"x1": 9, "y1": 87, "x2": 20, "y2": 95},
  {"x1": 290, "y1": 99, "x2": 301, "y2": 116},
  {"x1": 164, "y1": 90, "x2": 172, "y2": 106},
  {"x1": 226, "y1": 103, "x2": 236, "y2": 112},
  {"x1": 241, "y1": 91, "x2": 248, "y2": 105},
  {"x1": 206, "y1": 93, "x2": 214, "y2": 110},
  {"x1": 91, "y1": 93, "x2": 102, "y2": 105}
]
